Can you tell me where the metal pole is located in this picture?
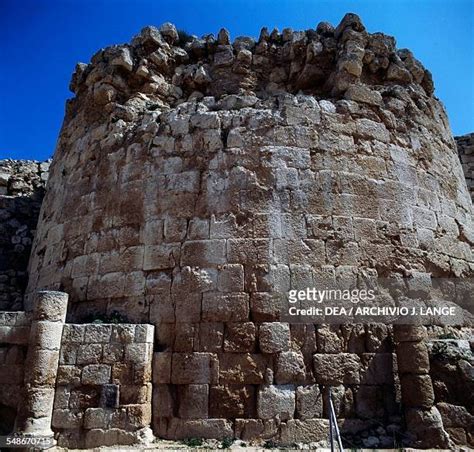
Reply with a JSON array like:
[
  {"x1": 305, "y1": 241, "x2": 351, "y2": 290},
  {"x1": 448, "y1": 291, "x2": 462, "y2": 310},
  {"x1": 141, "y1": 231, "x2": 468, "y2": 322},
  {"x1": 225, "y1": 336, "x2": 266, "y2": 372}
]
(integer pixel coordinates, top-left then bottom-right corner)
[
  {"x1": 329, "y1": 387, "x2": 334, "y2": 452},
  {"x1": 329, "y1": 395, "x2": 344, "y2": 451}
]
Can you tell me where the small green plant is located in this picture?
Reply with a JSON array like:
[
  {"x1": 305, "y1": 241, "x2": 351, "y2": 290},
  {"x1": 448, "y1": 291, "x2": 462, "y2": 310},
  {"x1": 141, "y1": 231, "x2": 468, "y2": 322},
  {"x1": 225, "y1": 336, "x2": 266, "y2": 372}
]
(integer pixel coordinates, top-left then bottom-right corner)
[
  {"x1": 182, "y1": 437, "x2": 203, "y2": 447},
  {"x1": 177, "y1": 29, "x2": 194, "y2": 46},
  {"x1": 83, "y1": 310, "x2": 128, "y2": 324},
  {"x1": 221, "y1": 437, "x2": 234, "y2": 449},
  {"x1": 263, "y1": 440, "x2": 278, "y2": 449},
  {"x1": 438, "y1": 332, "x2": 456, "y2": 339}
]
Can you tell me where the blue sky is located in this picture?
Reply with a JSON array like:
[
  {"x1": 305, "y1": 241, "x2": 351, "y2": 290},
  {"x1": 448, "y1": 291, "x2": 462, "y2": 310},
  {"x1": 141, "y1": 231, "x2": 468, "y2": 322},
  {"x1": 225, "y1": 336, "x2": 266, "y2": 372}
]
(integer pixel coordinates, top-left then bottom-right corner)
[{"x1": 0, "y1": 0, "x2": 473, "y2": 161}]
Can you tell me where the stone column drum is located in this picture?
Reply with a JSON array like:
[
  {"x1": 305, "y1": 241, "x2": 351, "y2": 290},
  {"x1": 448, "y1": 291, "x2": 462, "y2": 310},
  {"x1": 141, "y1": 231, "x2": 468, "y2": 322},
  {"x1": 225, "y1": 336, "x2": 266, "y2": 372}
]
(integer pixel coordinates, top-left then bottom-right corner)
[{"x1": 17, "y1": 291, "x2": 68, "y2": 439}]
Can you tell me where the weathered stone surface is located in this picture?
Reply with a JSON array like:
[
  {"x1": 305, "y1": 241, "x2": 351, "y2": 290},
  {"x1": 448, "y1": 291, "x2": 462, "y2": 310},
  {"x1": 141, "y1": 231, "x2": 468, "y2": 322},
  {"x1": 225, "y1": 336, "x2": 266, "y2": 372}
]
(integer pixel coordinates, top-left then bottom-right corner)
[
  {"x1": 257, "y1": 385, "x2": 295, "y2": 420},
  {"x1": 171, "y1": 353, "x2": 218, "y2": 384},
  {"x1": 177, "y1": 384, "x2": 209, "y2": 419},
  {"x1": 400, "y1": 374, "x2": 435, "y2": 408},
  {"x1": 313, "y1": 353, "x2": 361, "y2": 384},
  {"x1": 296, "y1": 385, "x2": 323, "y2": 419},
  {"x1": 280, "y1": 419, "x2": 330, "y2": 443},
  {"x1": 397, "y1": 341, "x2": 430, "y2": 374},
  {"x1": 166, "y1": 418, "x2": 233, "y2": 439},
  {"x1": 259, "y1": 323, "x2": 290, "y2": 353},
  {"x1": 219, "y1": 353, "x2": 269, "y2": 384},
  {"x1": 209, "y1": 384, "x2": 255, "y2": 418},
  {"x1": 275, "y1": 351, "x2": 306, "y2": 384}
]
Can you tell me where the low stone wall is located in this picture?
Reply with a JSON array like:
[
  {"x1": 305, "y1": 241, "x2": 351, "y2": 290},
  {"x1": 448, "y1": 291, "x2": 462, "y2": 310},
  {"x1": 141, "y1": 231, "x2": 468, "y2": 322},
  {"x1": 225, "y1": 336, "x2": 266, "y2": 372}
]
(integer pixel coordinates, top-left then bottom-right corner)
[
  {"x1": 0, "y1": 160, "x2": 49, "y2": 310},
  {"x1": 0, "y1": 311, "x2": 30, "y2": 434},
  {"x1": 53, "y1": 322, "x2": 154, "y2": 448},
  {"x1": 456, "y1": 133, "x2": 474, "y2": 201}
]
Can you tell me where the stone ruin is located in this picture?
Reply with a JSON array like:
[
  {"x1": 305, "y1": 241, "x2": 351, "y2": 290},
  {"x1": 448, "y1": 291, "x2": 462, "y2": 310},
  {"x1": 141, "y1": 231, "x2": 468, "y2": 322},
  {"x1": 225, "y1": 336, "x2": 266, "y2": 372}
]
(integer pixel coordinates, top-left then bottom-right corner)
[{"x1": 0, "y1": 13, "x2": 473, "y2": 449}]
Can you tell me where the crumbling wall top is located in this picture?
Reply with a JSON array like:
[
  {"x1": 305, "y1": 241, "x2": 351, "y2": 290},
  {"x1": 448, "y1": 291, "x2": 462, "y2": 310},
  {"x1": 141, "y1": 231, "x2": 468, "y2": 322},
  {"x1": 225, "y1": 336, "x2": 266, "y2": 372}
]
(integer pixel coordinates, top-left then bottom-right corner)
[{"x1": 68, "y1": 13, "x2": 434, "y2": 125}]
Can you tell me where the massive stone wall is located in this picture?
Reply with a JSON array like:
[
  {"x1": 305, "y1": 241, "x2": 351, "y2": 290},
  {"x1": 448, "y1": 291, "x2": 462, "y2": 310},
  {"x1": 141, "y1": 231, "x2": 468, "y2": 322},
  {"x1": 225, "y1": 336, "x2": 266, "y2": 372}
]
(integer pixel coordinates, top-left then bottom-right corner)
[
  {"x1": 0, "y1": 160, "x2": 49, "y2": 310},
  {"x1": 18, "y1": 14, "x2": 474, "y2": 448}
]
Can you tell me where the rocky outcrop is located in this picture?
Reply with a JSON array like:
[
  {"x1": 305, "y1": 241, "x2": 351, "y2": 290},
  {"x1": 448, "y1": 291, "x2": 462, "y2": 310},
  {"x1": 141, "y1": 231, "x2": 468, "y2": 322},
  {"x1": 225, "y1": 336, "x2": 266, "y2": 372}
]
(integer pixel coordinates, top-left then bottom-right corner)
[
  {"x1": 456, "y1": 133, "x2": 474, "y2": 202},
  {"x1": 0, "y1": 160, "x2": 49, "y2": 310}
]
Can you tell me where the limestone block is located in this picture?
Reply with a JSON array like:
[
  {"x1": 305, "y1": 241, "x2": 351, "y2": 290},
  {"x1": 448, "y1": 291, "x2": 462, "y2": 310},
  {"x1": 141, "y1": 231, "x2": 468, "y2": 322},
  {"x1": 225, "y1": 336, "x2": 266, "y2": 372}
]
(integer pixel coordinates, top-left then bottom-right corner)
[
  {"x1": 209, "y1": 385, "x2": 255, "y2": 418},
  {"x1": 250, "y1": 292, "x2": 283, "y2": 321},
  {"x1": 217, "y1": 264, "x2": 245, "y2": 292},
  {"x1": 180, "y1": 240, "x2": 226, "y2": 266},
  {"x1": 188, "y1": 218, "x2": 209, "y2": 239},
  {"x1": 102, "y1": 343, "x2": 125, "y2": 364},
  {"x1": 234, "y1": 418, "x2": 279, "y2": 441},
  {"x1": 125, "y1": 343, "x2": 151, "y2": 364},
  {"x1": 224, "y1": 322, "x2": 256, "y2": 352},
  {"x1": 166, "y1": 418, "x2": 233, "y2": 440},
  {"x1": 275, "y1": 351, "x2": 306, "y2": 384},
  {"x1": 173, "y1": 323, "x2": 198, "y2": 352},
  {"x1": 356, "y1": 118, "x2": 390, "y2": 143},
  {"x1": 111, "y1": 325, "x2": 136, "y2": 343},
  {"x1": 153, "y1": 352, "x2": 172, "y2": 384},
  {"x1": 85, "y1": 428, "x2": 137, "y2": 448},
  {"x1": 127, "y1": 404, "x2": 152, "y2": 428},
  {"x1": 143, "y1": 243, "x2": 180, "y2": 270},
  {"x1": 400, "y1": 374, "x2": 434, "y2": 408},
  {"x1": 227, "y1": 239, "x2": 271, "y2": 264},
  {"x1": 344, "y1": 84, "x2": 382, "y2": 106},
  {"x1": 280, "y1": 419, "x2": 330, "y2": 443},
  {"x1": 178, "y1": 384, "x2": 209, "y2": 419},
  {"x1": 296, "y1": 385, "x2": 323, "y2": 419},
  {"x1": 405, "y1": 406, "x2": 451, "y2": 448},
  {"x1": 132, "y1": 362, "x2": 152, "y2": 385},
  {"x1": 202, "y1": 292, "x2": 249, "y2": 322},
  {"x1": 57, "y1": 365, "x2": 82, "y2": 386},
  {"x1": 322, "y1": 384, "x2": 354, "y2": 418},
  {"x1": 171, "y1": 353, "x2": 218, "y2": 384},
  {"x1": 84, "y1": 407, "x2": 111, "y2": 429},
  {"x1": 52, "y1": 409, "x2": 84, "y2": 428},
  {"x1": 134, "y1": 324, "x2": 154, "y2": 343},
  {"x1": 393, "y1": 325, "x2": 427, "y2": 342},
  {"x1": 219, "y1": 353, "x2": 269, "y2": 384},
  {"x1": 163, "y1": 217, "x2": 187, "y2": 242},
  {"x1": 153, "y1": 384, "x2": 174, "y2": 418},
  {"x1": 257, "y1": 385, "x2": 296, "y2": 420},
  {"x1": 77, "y1": 343, "x2": 103, "y2": 365},
  {"x1": 313, "y1": 353, "x2": 361, "y2": 384},
  {"x1": 316, "y1": 326, "x2": 344, "y2": 353},
  {"x1": 198, "y1": 322, "x2": 224, "y2": 352},
  {"x1": 190, "y1": 112, "x2": 221, "y2": 129},
  {"x1": 54, "y1": 386, "x2": 71, "y2": 409},
  {"x1": 0, "y1": 326, "x2": 30, "y2": 344},
  {"x1": 120, "y1": 384, "x2": 151, "y2": 405},
  {"x1": 259, "y1": 322, "x2": 291, "y2": 353},
  {"x1": 82, "y1": 364, "x2": 112, "y2": 385},
  {"x1": 437, "y1": 402, "x2": 474, "y2": 428},
  {"x1": 397, "y1": 341, "x2": 430, "y2": 374},
  {"x1": 62, "y1": 324, "x2": 85, "y2": 343}
]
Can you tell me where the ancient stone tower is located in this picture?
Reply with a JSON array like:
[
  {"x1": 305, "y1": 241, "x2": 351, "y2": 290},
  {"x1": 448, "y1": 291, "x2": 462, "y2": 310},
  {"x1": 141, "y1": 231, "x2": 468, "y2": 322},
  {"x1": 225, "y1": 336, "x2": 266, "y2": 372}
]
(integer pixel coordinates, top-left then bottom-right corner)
[{"x1": 10, "y1": 13, "x2": 473, "y2": 448}]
